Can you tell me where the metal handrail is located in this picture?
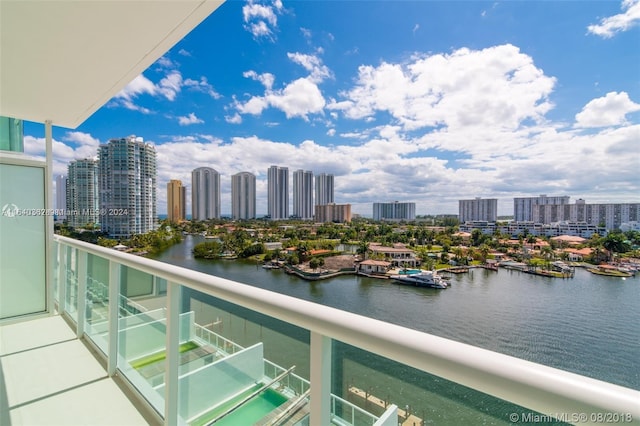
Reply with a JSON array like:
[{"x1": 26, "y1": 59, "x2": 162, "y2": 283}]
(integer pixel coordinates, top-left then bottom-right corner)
[{"x1": 54, "y1": 235, "x2": 640, "y2": 423}]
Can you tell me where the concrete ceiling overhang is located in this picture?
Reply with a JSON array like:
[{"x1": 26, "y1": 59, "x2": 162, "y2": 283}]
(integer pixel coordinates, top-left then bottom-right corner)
[{"x1": 0, "y1": 0, "x2": 224, "y2": 129}]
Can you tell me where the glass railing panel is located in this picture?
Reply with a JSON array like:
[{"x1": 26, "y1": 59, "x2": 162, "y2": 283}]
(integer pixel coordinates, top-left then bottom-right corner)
[
  {"x1": 116, "y1": 265, "x2": 166, "y2": 416},
  {"x1": 52, "y1": 240, "x2": 59, "y2": 305},
  {"x1": 84, "y1": 253, "x2": 110, "y2": 354},
  {"x1": 179, "y1": 286, "x2": 311, "y2": 426},
  {"x1": 331, "y1": 340, "x2": 566, "y2": 426},
  {"x1": 64, "y1": 246, "x2": 78, "y2": 321}
]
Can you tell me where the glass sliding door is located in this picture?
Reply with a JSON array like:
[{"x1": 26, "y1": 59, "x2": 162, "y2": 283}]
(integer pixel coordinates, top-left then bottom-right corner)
[{"x1": 0, "y1": 154, "x2": 47, "y2": 320}]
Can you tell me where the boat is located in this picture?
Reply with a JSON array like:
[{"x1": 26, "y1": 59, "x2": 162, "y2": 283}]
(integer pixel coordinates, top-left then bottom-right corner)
[
  {"x1": 390, "y1": 270, "x2": 448, "y2": 289},
  {"x1": 262, "y1": 263, "x2": 280, "y2": 270}
]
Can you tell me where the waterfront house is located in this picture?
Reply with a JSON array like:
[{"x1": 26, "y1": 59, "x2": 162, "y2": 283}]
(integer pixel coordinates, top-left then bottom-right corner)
[
  {"x1": 562, "y1": 247, "x2": 593, "y2": 262},
  {"x1": 358, "y1": 259, "x2": 392, "y2": 276},
  {"x1": 367, "y1": 243, "x2": 420, "y2": 267}
]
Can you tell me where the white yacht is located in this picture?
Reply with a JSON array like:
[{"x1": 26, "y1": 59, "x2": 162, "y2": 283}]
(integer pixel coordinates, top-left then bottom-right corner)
[{"x1": 390, "y1": 270, "x2": 448, "y2": 289}]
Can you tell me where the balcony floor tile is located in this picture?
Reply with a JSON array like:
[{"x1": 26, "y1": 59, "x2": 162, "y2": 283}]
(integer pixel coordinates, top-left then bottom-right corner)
[{"x1": 1, "y1": 315, "x2": 148, "y2": 425}]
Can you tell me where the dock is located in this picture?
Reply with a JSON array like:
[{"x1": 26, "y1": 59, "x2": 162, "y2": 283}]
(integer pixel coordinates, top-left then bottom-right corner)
[{"x1": 348, "y1": 386, "x2": 424, "y2": 426}]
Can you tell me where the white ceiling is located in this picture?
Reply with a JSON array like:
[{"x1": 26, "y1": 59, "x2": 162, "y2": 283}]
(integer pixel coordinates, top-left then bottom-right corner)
[{"x1": 0, "y1": 0, "x2": 224, "y2": 129}]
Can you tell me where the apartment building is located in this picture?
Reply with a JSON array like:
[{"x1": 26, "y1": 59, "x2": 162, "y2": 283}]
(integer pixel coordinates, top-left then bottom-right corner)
[
  {"x1": 98, "y1": 136, "x2": 157, "y2": 238},
  {"x1": 315, "y1": 173, "x2": 334, "y2": 206},
  {"x1": 231, "y1": 171, "x2": 256, "y2": 220},
  {"x1": 66, "y1": 159, "x2": 98, "y2": 228},
  {"x1": 267, "y1": 165, "x2": 288, "y2": 220},
  {"x1": 192, "y1": 167, "x2": 221, "y2": 220},
  {"x1": 459, "y1": 198, "x2": 497, "y2": 222},
  {"x1": 167, "y1": 179, "x2": 186, "y2": 223},
  {"x1": 514, "y1": 195, "x2": 570, "y2": 222},
  {"x1": 373, "y1": 201, "x2": 416, "y2": 221},
  {"x1": 315, "y1": 203, "x2": 352, "y2": 223},
  {"x1": 293, "y1": 169, "x2": 314, "y2": 220}
]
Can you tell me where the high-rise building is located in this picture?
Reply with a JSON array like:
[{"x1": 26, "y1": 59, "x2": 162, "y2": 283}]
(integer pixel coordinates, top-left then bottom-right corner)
[
  {"x1": 231, "y1": 172, "x2": 256, "y2": 220},
  {"x1": 167, "y1": 179, "x2": 186, "y2": 223},
  {"x1": 98, "y1": 136, "x2": 157, "y2": 238},
  {"x1": 267, "y1": 165, "x2": 288, "y2": 220},
  {"x1": 293, "y1": 169, "x2": 313, "y2": 220},
  {"x1": 373, "y1": 201, "x2": 416, "y2": 221},
  {"x1": 66, "y1": 159, "x2": 98, "y2": 229},
  {"x1": 532, "y1": 200, "x2": 640, "y2": 231},
  {"x1": 514, "y1": 195, "x2": 570, "y2": 222},
  {"x1": 315, "y1": 203, "x2": 352, "y2": 223},
  {"x1": 459, "y1": 198, "x2": 498, "y2": 222},
  {"x1": 192, "y1": 167, "x2": 220, "y2": 221},
  {"x1": 315, "y1": 173, "x2": 334, "y2": 206},
  {"x1": 55, "y1": 174, "x2": 67, "y2": 222}
]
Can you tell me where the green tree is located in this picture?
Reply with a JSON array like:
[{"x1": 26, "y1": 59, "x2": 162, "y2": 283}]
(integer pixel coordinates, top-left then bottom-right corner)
[{"x1": 193, "y1": 241, "x2": 222, "y2": 259}]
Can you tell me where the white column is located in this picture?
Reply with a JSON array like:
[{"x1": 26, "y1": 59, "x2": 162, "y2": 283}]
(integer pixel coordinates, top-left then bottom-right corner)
[
  {"x1": 164, "y1": 281, "x2": 180, "y2": 425},
  {"x1": 310, "y1": 331, "x2": 332, "y2": 426},
  {"x1": 45, "y1": 120, "x2": 54, "y2": 315},
  {"x1": 107, "y1": 260, "x2": 120, "y2": 376}
]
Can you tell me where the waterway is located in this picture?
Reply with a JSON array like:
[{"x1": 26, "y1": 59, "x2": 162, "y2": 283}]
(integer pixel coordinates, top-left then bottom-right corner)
[{"x1": 149, "y1": 236, "x2": 639, "y2": 424}]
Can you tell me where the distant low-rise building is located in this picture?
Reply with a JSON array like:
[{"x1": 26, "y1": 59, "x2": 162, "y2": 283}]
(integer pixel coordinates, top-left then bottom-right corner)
[
  {"x1": 460, "y1": 221, "x2": 607, "y2": 238},
  {"x1": 315, "y1": 203, "x2": 352, "y2": 223},
  {"x1": 459, "y1": 198, "x2": 497, "y2": 222},
  {"x1": 373, "y1": 202, "x2": 415, "y2": 221}
]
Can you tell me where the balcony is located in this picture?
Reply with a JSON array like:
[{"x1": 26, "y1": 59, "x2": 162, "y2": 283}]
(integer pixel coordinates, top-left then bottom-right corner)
[
  {"x1": 1, "y1": 233, "x2": 638, "y2": 425},
  {"x1": 1, "y1": 2, "x2": 638, "y2": 424}
]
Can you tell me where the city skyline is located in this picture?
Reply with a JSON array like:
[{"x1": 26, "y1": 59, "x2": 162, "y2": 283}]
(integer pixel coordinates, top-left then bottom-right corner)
[{"x1": 22, "y1": 0, "x2": 640, "y2": 216}]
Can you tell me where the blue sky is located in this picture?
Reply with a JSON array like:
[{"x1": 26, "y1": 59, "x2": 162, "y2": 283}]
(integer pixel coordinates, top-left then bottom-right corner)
[{"x1": 25, "y1": 0, "x2": 640, "y2": 216}]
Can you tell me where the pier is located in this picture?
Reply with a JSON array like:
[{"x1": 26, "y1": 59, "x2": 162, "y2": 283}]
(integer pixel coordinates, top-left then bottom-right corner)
[{"x1": 348, "y1": 386, "x2": 425, "y2": 426}]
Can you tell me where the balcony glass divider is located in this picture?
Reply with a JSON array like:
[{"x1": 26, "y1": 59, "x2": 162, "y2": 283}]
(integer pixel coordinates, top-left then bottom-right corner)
[
  {"x1": 57, "y1": 243, "x2": 67, "y2": 312},
  {"x1": 108, "y1": 260, "x2": 120, "y2": 376},
  {"x1": 76, "y1": 249, "x2": 87, "y2": 338},
  {"x1": 164, "y1": 281, "x2": 181, "y2": 426}
]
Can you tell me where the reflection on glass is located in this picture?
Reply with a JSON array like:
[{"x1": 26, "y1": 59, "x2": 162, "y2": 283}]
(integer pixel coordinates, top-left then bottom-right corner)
[
  {"x1": 115, "y1": 266, "x2": 167, "y2": 416},
  {"x1": 332, "y1": 341, "x2": 558, "y2": 426},
  {"x1": 84, "y1": 253, "x2": 110, "y2": 354},
  {"x1": 65, "y1": 247, "x2": 78, "y2": 321},
  {"x1": 174, "y1": 288, "x2": 311, "y2": 425}
]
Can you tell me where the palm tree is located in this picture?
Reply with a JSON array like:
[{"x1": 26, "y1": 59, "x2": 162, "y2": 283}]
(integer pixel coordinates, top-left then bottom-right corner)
[{"x1": 478, "y1": 244, "x2": 491, "y2": 262}]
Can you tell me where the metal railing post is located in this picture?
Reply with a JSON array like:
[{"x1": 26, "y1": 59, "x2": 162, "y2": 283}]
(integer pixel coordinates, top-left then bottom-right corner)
[
  {"x1": 107, "y1": 260, "x2": 120, "y2": 376},
  {"x1": 164, "y1": 281, "x2": 180, "y2": 425},
  {"x1": 310, "y1": 331, "x2": 332, "y2": 426}
]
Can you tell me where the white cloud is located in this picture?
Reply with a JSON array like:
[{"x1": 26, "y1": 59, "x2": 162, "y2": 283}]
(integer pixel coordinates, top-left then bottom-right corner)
[
  {"x1": 178, "y1": 113, "x2": 204, "y2": 126},
  {"x1": 287, "y1": 52, "x2": 333, "y2": 83},
  {"x1": 328, "y1": 44, "x2": 556, "y2": 132},
  {"x1": 225, "y1": 113, "x2": 243, "y2": 124},
  {"x1": 575, "y1": 92, "x2": 640, "y2": 128},
  {"x1": 300, "y1": 27, "x2": 312, "y2": 39},
  {"x1": 268, "y1": 78, "x2": 326, "y2": 119},
  {"x1": 327, "y1": 128, "x2": 336, "y2": 136},
  {"x1": 412, "y1": 24, "x2": 420, "y2": 33},
  {"x1": 116, "y1": 74, "x2": 157, "y2": 101},
  {"x1": 156, "y1": 56, "x2": 175, "y2": 69},
  {"x1": 242, "y1": 0, "x2": 284, "y2": 39},
  {"x1": 243, "y1": 70, "x2": 275, "y2": 89},
  {"x1": 113, "y1": 71, "x2": 185, "y2": 111},
  {"x1": 588, "y1": 0, "x2": 640, "y2": 38},
  {"x1": 184, "y1": 76, "x2": 222, "y2": 99},
  {"x1": 157, "y1": 72, "x2": 183, "y2": 101},
  {"x1": 178, "y1": 49, "x2": 192, "y2": 57}
]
